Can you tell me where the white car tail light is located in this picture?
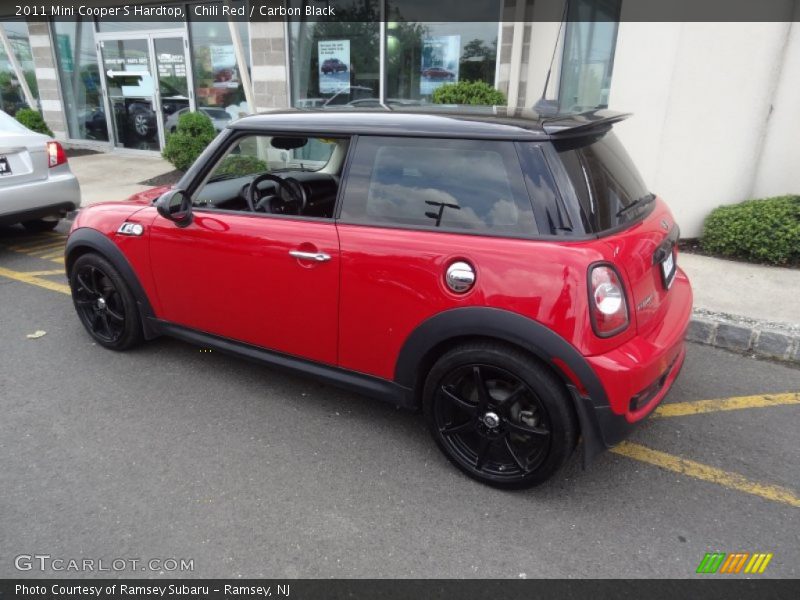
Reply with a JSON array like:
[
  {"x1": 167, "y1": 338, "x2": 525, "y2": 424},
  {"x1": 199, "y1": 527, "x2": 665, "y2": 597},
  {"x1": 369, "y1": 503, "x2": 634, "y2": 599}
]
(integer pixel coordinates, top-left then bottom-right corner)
[
  {"x1": 589, "y1": 264, "x2": 629, "y2": 337},
  {"x1": 47, "y1": 141, "x2": 67, "y2": 168}
]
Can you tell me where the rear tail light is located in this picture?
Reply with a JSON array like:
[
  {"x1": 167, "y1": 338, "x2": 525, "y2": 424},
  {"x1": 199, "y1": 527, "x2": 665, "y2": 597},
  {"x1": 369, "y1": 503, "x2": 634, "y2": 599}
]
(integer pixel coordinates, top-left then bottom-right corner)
[
  {"x1": 46, "y1": 141, "x2": 67, "y2": 168},
  {"x1": 589, "y1": 264, "x2": 629, "y2": 337}
]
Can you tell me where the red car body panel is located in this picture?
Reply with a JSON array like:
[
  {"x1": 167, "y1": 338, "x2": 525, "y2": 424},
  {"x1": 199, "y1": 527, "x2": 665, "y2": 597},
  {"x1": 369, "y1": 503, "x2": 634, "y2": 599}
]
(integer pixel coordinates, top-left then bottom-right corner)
[
  {"x1": 70, "y1": 203, "x2": 163, "y2": 317},
  {"x1": 71, "y1": 191, "x2": 690, "y2": 426},
  {"x1": 147, "y1": 210, "x2": 340, "y2": 365},
  {"x1": 337, "y1": 197, "x2": 690, "y2": 420}
]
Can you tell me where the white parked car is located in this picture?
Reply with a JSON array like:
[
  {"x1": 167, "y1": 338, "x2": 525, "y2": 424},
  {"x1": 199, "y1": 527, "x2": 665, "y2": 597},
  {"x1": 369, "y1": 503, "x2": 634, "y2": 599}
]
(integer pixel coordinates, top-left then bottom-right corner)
[
  {"x1": 0, "y1": 110, "x2": 80, "y2": 231},
  {"x1": 165, "y1": 107, "x2": 232, "y2": 133}
]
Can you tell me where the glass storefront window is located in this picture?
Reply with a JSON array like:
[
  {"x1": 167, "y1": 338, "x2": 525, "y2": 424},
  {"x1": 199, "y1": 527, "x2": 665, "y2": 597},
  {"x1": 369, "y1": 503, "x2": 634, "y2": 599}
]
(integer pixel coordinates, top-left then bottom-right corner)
[
  {"x1": 288, "y1": 2, "x2": 499, "y2": 108},
  {"x1": 558, "y1": 0, "x2": 621, "y2": 112},
  {"x1": 289, "y1": 0, "x2": 380, "y2": 107},
  {"x1": 386, "y1": 20, "x2": 498, "y2": 104},
  {"x1": 52, "y1": 17, "x2": 108, "y2": 140},
  {"x1": 96, "y1": 21, "x2": 180, "y2": 34},
  {"x1": 189, "y1": 3, "x2": 251, "y2": 119},
  {"x1": 0, "y1": 20, "x2": 37, "y2": 116}
]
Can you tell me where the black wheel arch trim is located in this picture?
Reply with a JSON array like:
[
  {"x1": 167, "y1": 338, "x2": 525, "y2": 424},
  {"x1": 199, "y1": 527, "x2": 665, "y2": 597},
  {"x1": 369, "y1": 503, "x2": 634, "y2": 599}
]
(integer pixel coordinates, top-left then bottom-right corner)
[
  {"x1": 65, "y1": 227, "x2": 160, "y2": 340},
  {"x1": 393, "y1": 306, "x2": 630, "y2": 465}
]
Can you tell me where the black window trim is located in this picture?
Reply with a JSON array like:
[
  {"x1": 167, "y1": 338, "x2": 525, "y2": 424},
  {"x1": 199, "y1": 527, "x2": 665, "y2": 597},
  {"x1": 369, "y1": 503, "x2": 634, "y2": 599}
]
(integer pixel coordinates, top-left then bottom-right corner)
[{"x1": 514, "y1": 141, "x2": 576, "y2": 237}]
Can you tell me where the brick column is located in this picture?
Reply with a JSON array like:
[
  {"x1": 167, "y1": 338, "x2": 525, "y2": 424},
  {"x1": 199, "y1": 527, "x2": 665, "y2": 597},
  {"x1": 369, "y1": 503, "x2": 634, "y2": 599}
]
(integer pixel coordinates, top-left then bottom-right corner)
[
  {"x1": 249, "y1": 21, "x2": 289, "y2": 112},
  {"x1": 26, "y1": 20, "x2": 68, "y2": 139}
]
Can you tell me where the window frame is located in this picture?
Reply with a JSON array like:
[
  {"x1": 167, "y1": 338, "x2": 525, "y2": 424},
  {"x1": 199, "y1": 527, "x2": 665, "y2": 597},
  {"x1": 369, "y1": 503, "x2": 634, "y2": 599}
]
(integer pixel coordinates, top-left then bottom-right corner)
[
  {"x1": 336, "y1": 134, "x2": 541, "y2": 240},
  {"x1": 182, "y1": 128, "x2": 354, "y2": 224}
]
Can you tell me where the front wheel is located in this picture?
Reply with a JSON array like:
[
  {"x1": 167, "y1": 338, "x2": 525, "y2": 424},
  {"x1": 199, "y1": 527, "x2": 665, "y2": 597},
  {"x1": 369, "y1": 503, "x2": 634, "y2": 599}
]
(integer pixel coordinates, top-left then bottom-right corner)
[
  {"x1": 423, "y1": 342, "x2": 577, "y2": 488},
  {"x1": 69, "y1": 253, "x2": 143, "y2": 350}
]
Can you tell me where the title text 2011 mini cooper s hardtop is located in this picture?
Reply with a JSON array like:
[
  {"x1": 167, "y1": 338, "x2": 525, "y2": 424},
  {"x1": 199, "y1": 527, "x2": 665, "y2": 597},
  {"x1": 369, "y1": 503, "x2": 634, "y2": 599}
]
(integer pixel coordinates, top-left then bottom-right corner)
[{"x1": 66, "y1": 108, "x2": 692, "y2": 488}]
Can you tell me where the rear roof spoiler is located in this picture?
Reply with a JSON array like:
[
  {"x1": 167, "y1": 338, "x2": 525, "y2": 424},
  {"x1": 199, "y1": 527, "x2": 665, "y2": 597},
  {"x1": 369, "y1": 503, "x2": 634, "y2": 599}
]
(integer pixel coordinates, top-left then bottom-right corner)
[{"x1": 542, "y1": 110, "x2": 632, "y2": 138}]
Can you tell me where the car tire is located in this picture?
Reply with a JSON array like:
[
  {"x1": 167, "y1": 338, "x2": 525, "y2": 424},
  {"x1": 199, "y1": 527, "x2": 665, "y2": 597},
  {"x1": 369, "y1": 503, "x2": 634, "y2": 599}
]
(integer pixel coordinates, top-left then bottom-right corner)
[
  {"x1": 22, "y1": 219, "x2": 59, "y2": 233},
  {"x1": 69, "y1": 253, "x2": 144, "y2": 351},
  {"x1": 423, "y1": 341, "x2": 577, "y2": 489},
  {"x1": 130, "y1": 109, "x2": 152, "y2": 140}
]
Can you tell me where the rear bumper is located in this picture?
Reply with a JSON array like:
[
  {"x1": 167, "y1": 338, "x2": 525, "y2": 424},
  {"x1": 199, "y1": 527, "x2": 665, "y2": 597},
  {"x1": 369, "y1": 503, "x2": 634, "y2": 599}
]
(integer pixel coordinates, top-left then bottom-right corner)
[
  {"x1": 578, "y1": 269, "x2": 693, "y2": 455},
  {"x1": 0, "y1": 171, "x2": 81, "y2": 225}
]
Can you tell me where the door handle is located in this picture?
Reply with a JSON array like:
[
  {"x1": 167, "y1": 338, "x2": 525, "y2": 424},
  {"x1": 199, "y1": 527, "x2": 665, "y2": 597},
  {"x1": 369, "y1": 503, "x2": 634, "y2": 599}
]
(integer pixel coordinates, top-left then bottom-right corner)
[{"x1": 289, "y1": 250, "x2": 331, "y2": 262}]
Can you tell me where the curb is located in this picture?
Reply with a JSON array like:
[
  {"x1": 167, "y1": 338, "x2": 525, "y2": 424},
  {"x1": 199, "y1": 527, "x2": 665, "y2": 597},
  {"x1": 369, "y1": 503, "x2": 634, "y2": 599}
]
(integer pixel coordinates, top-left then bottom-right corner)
[{"x1": 688, "y1": 309, "x2": 800, "y2": 364}]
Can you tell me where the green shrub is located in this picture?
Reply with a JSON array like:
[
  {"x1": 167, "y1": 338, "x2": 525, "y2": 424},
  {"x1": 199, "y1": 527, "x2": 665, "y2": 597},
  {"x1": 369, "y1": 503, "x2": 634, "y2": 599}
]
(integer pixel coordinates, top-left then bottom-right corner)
[
  {"x1": 162, "y1": 111, "x2": 217, "y2": 171},
  {"x1": 15, "y1": 108, "x2": 53, "y2": 137},
  {"x1": 701, "y1": 195, "x2": 800, "y2": 265},
  {"x1": 214, "y1": 155, "x2": 267, "y2": 177},
  {"x1": 432, "y1": 80, "x2": 506, "y2": 106}
]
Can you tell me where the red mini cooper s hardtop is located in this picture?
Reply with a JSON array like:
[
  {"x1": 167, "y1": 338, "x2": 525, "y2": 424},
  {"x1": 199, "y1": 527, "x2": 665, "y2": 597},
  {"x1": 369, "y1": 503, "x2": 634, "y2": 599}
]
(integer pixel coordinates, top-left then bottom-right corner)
[{"x1": 66, "y1": 108, "x2": 692, "y2": 488}]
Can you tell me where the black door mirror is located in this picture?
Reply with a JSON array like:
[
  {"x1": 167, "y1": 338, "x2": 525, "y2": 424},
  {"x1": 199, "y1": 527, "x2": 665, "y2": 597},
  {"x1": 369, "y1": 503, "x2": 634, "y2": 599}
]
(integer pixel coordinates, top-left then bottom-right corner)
[{"x1": 155, "y1": 189, "x2": 193, "y2": 227}]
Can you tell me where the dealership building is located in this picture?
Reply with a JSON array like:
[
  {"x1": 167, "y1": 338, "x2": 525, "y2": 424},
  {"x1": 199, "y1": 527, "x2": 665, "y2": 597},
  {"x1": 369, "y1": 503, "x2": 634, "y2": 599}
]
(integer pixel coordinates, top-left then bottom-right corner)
[{"x1": 1, "y1": 0, "x2": 798, "y2": 235}]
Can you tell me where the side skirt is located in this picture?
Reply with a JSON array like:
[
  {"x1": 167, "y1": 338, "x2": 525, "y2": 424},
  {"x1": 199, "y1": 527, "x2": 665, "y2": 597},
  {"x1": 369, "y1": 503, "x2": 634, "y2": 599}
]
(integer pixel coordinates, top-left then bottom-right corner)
[{"x1": 148, "y1": 318, "x2": 416, "y2": 410}]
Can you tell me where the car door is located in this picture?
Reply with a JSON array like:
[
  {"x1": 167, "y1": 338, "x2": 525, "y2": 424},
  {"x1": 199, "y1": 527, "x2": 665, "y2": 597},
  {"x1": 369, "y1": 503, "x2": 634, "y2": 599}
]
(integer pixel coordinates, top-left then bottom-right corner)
[{"x1": 148, "y1": 134, "x2": 342, "y2": 366}]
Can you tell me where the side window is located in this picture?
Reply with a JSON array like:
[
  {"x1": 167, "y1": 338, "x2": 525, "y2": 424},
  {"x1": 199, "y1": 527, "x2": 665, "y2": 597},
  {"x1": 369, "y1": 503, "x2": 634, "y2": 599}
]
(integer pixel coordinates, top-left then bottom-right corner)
[
  {"x1": 192, "y1": 134, "x2": 348, "y2": 219},
  {"x1": 340, "y1": 137, "x2": 537, "y2": 236}
]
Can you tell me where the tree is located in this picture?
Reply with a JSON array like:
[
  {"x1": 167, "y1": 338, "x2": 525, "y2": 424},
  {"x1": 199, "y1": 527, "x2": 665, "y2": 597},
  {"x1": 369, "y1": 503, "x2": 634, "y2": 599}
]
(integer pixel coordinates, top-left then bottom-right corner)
[{"x1": 459, "y1": 38, "x2": 497, "y2": 84}]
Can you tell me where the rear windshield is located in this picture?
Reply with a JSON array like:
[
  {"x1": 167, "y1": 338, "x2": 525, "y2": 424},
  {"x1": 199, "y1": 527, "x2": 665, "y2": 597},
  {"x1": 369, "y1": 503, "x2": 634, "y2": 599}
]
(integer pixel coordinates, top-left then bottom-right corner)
[{"x1": 554, "y1": 131, "x2": 652, "y2": 233}]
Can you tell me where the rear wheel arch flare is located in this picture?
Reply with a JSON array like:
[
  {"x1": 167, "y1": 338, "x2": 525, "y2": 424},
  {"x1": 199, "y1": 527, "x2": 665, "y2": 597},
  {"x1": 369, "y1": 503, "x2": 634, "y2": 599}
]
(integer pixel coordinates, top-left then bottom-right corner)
[{"x1": 395, "y1": 308, "x2": 607, "y2": 403}]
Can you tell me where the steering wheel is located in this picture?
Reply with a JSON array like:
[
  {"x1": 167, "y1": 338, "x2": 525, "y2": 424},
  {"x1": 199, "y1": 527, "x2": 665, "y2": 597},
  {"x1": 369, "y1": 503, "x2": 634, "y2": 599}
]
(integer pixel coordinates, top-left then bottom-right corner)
[{"x1": 246, "y1": 173, "x2": 305, "y2": 215}]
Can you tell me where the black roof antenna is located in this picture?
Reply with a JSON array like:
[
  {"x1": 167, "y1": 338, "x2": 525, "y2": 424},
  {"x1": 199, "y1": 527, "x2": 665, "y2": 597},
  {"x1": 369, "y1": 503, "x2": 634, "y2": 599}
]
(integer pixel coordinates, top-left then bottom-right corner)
[{"x1": 533, "y1": 0, "x2": 570, "y2": 117}]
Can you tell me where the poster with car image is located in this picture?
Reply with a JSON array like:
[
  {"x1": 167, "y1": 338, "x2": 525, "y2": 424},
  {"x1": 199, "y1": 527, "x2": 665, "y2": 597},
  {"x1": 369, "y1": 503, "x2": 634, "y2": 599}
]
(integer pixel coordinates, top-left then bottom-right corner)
[
  {"x1": 420, "y1": 35, "x2": 460, "y2": 96},
  {"x1": 210, "y1": 44, "x2": 239, "y2": 88},
  {"x1": 318, "y1": 40, "x2": 350, "y2": 94}
]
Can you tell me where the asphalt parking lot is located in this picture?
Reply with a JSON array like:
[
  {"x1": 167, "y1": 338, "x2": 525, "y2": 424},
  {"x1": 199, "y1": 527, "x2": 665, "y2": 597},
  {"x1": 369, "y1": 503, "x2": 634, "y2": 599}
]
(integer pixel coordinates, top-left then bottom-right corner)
[{"x1": 1, "y1": 224, "x2": 798, "y2": 579}]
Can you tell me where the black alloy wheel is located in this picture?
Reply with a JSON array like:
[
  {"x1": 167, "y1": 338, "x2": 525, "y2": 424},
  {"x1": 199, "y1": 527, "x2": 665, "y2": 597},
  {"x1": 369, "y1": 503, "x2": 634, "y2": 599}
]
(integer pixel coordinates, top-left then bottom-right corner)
[
  {"x1": 424, "y1": 342, "x2": 577, "y2": 488},
  {"x1": 70, "y1": 253, "x2": 143, "y2": 350}
]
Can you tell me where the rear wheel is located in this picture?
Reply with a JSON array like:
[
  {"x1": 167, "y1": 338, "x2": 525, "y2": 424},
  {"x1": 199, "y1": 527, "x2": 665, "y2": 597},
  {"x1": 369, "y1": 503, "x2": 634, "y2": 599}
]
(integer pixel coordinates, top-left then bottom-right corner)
[
  {"x1": 69, "y1": 253, "x2": 143, "y2": 350},
  {"x1": 22, "y1": 219, "x2": 59, "y2": 232},
  {"x1": 423, "y1": 342, "x2": 577, "y2": 488}
]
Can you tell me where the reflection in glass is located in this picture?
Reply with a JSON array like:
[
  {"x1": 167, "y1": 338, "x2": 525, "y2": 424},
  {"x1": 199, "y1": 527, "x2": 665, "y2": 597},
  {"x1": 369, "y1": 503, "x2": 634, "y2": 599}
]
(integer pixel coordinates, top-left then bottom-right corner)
[
  {"x1": 154, "y1": 36, "x2": 191, "y2": 134},
  {"x1": 102, "y1": 38, "x2": 160, "y2": 151},
  {"x1": 343, "y1": 137, "x2": 536, "y2": 236},
  {"x1": 288, "y1": 0, "x2": 380, "y2": 107},
  {"x1": 52, "y1": 17, "x2": 107, "y2": 140},
  {"x1": 386, "y1": 21, "x2": 498, "y2": 103},
  {"x1": 189, "y1": 4, "x2": 250, "y2": 120},
  {"x1": 96, "y1": 21, "x2": 177, "y2": 34},
  {"x1": 0, "y1": 20, "x2": 38, "y2": 115},
  {"x1": 558, "y1": 0, "x2": 622, "y2": 112}
]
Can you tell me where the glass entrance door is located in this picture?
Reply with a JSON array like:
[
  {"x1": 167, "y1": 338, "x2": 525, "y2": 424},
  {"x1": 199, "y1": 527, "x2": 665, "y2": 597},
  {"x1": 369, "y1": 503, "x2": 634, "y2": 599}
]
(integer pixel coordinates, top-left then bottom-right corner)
[
  {"x1": 99, "y1": 33, "x2": 191, "y2": 151},
  {"x1": 101, "y1": 38, "x2": 159, "y2": 151},
  {"x1": 153, "y1": 37, "x2": 190, "y2": 142}
]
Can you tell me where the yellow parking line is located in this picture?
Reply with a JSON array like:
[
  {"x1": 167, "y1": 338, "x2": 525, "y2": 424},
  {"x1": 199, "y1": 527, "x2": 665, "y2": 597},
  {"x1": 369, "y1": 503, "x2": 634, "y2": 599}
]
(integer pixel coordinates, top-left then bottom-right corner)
[
  {"x1": 25, "y1": 269, "x2": 66, "y2": 276},
  {"x1": 612, "y1": 441, "x2": 800, "y2": 508},
  {"x1": 655, "y1": 393, "x2": 800, "y2": 418},
  {"x1": 38, "y1": 249, "x2": 66, "y2": 260},
  {"x1": 6, "y1": 235, "x2": 65, "y2": 251},
  {"x1": 10, "y1": 240, "x2": 67, "y2": 253},
  {"x1": 28, "y1": 245, "x2": 67, "y2": 257},
  {"x1": 0, "y1": 266, "x2": 70, "y2": 295}
]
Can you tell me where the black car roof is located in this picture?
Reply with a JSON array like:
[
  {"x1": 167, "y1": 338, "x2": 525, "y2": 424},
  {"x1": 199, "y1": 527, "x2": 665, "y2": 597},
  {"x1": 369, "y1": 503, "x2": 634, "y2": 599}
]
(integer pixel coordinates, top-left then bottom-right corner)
[{"x1": 230, "y1": 107, "x2": 631, "y2": 141}]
